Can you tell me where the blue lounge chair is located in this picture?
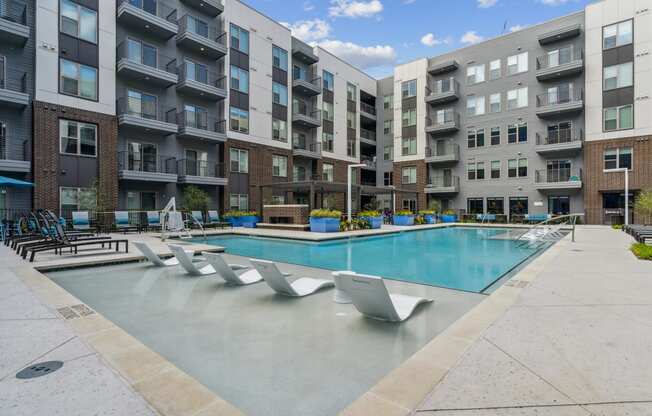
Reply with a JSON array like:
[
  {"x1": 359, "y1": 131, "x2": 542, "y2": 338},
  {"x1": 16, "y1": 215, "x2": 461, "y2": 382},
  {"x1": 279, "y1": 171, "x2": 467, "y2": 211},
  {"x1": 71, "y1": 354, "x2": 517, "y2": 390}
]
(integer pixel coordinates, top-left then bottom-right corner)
[
  {"x1": 146, "y1": 211, "x2": 162, "y2": 231},
  {"x1": 72, "y1": 211, "x2": 94, "y2": 231},
  {"x1": 525, "y1": 213, "x2": 550, "y2": 224},
  {"x1": 114, "y1": 211, "x2": 141, "y2": 233},
  {"x1": 207, "y1": 210, "x2": 231, "y2": 229},
  {"x1": 476, "y1": 214, "x2": 496, "y2": 223}
]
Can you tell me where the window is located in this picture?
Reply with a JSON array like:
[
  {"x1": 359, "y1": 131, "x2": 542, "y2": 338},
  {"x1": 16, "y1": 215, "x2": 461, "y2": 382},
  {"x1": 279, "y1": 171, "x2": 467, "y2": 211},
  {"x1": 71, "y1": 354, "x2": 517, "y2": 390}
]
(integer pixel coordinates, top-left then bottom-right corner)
[
  {"x1": 323, "y1": 70, "x2": 334, "y2": 91},
  {"x1": 402, "y1": 109, "x2": 417, "y2": 127},
  {"x1": 60, "y1": 187, "x2": 96, "y2": 214},
  {"x1": 402, "y1": 137, "x2": 417, "y2": 156},
  {"x1": 604, "y1": 105, "x2": 633, "y2": 131},
  {"x1": 229, "y1": 148, "x2": 248, "y2": 173},
  {"x1": 604, "y1": 147, "x2": 632, "y2": 171},
  {"x1": 507, "y1": 87, "x2": 528, "y2": 110},
  {"x1": 507, "y1": 52, "x2": 528, "y2": 75},
  {"x1": 383, "y1": 120, "x2": 393, "y2": 135},
  {"x1": 467, "y1": 162, "x2": 484, "y2": 180},
  {"x1": 60, "y1": 0, "x2": 97, "y2": 44},
  {"x1": 489, "y1": 59, "x2": 501, "y2": 80},
  {"x1": 230, "y1": 65, "x2": 249, "y2": 93},
  {"x1": 59, "y1": 59, "x2": 97, "y2": 100},
  {"x1": 466, "y1": 95, "x2": 485, "y2": 116},
  {"x1": 323, "y1": 163, "x2": 334, "y2": 182},
  {"x1": 467, "y1": 198, "x2": 484, "y2": 214},
  {"x1": 509, "y1": 197, "x2": 528, "y2": 217},
  {"x1": 272, "y1": 155, "x2": 287, "y2": 177},
  {"x1": 384, "y1": 172, "x2": 393, "y2": 186},
  {"x1": 347, "y1": 139, "x2": 356, "y2": 157},
  {"x1": 490, "y1": 127, "x2": 500, "y2": 146},
  {"x1": 127, "y1": 142, "x2": 157, "y2": 172},
  {"x1": 491, "y1": 160, "x2": 500, "y2": 179},
  {"x1": 346, "y1": 111, "x2": 356, "y2": 129},
  {"x1": 508, "y1": 158, "x2": 528, "y2": 178},
  {"x1": 272, "y1": 45, "x2": 288, "y2": 71},
  {"x1": 383, "y1": 144, "x2": 393, "y2": 161},
  {"x1": 603, "y1": 20, "x2": 633, "y2": 50},
  {"x1": 507, "y1": 122, "x2": 528, "y2": 144},
  {"x1": 402, "y1": 166, "x2": 417, "y2": 184},
  {"x1": 401, "y1": 80, "x2": 417, "y2": 98},
  {"x1": 603, "y1": 62, "x2": 633, "y2": 90},
  {"x1": 402, "y1": 199, "x2": 417, "y2": 212},
  {"x1": 383, "y1": 95, "x2": 393, "y2": 110},
  {"x1": 272, "y1": 82, "x2": 288, "y2": 106},
  {"x1": 293, "y1": 65, "x2": 306, "y2": 81},
  {"x1": 518, "y1": 158, "x2": 528, "y2": 177},
  {"x1": 487, "y1": 197, "x2": 504, "y2": 214},
  {"x1": 490, "y1": 93, "x2": 501, "y2": 113},
  {"x1": 126, "y1": 38, "x2": 157, "y2": 68},
  {"x1": 230, "y1": 24, "x2": 249, "y2": 54},
  {"x1": 347, "y1": 83, "x2": 356, "y2": 101},
  {"x1": 59, "y1": 120, "x2": 97, "y2": 156},
  {"x1": 466, "y1": 64, "x2": 485, "y2": 84},
  {"x1": 230, "y1": 194, "x2": 249, "y2": 210},
  {"x1": 467, "y1": 128, "x2": 485, "y2": 148},
  {"x1": 476, "y1": 162, "x2": 485, "y2": 180},
  {"x1": 323, "y1": 101, "x2": 334, "y2": 121},
  {"x1": 230, "y1": 107, "x2": 249, "y2": 133},
  {"x1": 548, "y1": 196, "x2": 570, "y2": 216},
  {"x1": 272, "y1": 119, "x2": 287, "y2": 142},
  {"x1": 322, "y1": 132, "x2": 333, "y2": 152},
  {"x1": 126, "y1": 90, "x2": 157, "y2": 118}
]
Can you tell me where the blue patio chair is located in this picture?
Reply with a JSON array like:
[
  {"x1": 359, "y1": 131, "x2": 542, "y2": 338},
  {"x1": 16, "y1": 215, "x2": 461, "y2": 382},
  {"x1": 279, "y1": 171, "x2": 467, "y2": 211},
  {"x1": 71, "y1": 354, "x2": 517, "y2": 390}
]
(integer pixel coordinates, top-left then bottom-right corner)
[
  {"x1": 146, "y1": 211, "x2": 162, "y2": 230},
  {"x1": 207, "y1": 210, "x2": 231, "y2": 228},
  {"x1": 191, "y1": 211, "x2": 204, "y2": 227},
  {"x1": 114, "y1": 211, "x2": 141, "y2": 233},
  {"x1": 72, "y1": 211, "x2": 92, "y2": 231}
]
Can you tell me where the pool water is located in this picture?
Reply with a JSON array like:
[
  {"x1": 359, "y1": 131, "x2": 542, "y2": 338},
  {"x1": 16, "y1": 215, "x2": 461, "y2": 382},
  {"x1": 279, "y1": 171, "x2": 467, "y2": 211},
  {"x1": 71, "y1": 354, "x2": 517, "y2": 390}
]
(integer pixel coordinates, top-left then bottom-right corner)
[{"x1": 200, "y1": 227, "x2": 543, "y2": 293}]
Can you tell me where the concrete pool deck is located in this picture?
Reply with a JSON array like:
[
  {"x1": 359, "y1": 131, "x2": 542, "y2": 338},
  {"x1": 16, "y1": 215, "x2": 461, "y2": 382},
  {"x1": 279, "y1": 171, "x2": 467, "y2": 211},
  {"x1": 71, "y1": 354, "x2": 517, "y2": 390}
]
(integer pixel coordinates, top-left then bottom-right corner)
[{"x1": 1, "y1": 225, "x2": 650, "y2": 415}]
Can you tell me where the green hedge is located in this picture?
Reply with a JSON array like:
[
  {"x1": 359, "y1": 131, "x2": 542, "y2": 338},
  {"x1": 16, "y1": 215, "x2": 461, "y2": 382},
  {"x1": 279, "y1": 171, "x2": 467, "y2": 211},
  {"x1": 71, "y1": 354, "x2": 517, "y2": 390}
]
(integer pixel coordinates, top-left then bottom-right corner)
[
  {"x1": 310, "y1": 209, "x2": 342, "y2": 218},
  {"x1": 631, "y1": 243, "x2": 652, "y2": 260},
  {"x1": 223, "y1": 210, "x2": 259, "y2": 217},
  {"x1": 358, "y1": 210, "x2": 381, "y2": 217},
  {"x1": 395, "y1": 210, "x2": 413, "y2": 216}
]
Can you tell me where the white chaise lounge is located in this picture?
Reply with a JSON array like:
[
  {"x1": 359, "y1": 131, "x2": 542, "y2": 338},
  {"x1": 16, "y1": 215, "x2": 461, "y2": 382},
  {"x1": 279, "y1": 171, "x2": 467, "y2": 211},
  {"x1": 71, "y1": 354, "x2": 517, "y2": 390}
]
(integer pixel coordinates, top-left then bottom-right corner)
[
  {"x1": 333, "y1": 271, "x2": 433, "y2": 322},
  {"x1": 203, "y1": 253, "x2": 263, "y2": 285},
  {"x1": 168, "y1": 244, "x2": 216, "y2": 276},
  {"x1": 134, "y1": 241, "x2": 192, "y2": 267},
  {"x1": 249, "y1": 259, "x2": 334, "y2": 297}
]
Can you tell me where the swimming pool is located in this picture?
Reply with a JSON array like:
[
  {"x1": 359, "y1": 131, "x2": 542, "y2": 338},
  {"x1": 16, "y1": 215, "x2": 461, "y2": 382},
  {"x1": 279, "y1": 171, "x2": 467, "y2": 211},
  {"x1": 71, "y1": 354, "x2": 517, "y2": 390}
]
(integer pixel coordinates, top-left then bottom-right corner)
[{"x1": 199, "y1": 227, "x2": 545, "y2": 293}]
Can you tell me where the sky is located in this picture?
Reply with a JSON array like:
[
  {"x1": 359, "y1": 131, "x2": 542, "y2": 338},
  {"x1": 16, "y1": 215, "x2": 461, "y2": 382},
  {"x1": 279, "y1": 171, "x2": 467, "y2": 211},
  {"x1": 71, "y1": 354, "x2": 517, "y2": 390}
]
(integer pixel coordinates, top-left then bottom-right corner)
[{"x1": 241, "y1": 0, "x2": 594, "y2": 78}]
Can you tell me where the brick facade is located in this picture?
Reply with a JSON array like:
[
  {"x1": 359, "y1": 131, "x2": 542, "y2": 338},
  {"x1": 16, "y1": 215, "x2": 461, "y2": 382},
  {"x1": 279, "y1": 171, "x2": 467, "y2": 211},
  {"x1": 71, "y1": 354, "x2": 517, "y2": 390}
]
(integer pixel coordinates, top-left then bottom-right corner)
[
  {"x1": 262, "y1": 204, "x2": 310, "y2": 224},
  {"x1": 32, "y1": 101, "x2": 118, "y2": 213},
  {"x1": 393, "y1": 160, "x2": 427, "y2": 211},
  {"x1": 584, "y1": 135, "x2": 652, "y2": 224},
  {"x1": 317, "y1": 157, "x2": 355, "y2": 212}
]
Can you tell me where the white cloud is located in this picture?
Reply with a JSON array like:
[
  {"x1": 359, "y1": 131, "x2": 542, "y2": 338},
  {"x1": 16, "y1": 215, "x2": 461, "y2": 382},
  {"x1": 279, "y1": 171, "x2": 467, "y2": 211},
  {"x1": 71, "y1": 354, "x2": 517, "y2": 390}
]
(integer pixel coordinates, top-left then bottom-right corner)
[
  {"x1": 302, "y1": 1, "x2": 315, "y2": 11},
  {"x1": 328, "y1": 0, "x2": 383, "y2": 19},
  {"x1": 281, "y1": 19, "x2": 331, "y2": 42},
  {"x1": 420, "y1": 33, "x2": 449, "y2": 47},
  {"x1": 460, "y1": 31, "x2": 484, "y2": 45},
  {"x1": 477, "y1": 0, "x2": 497, "y2": 8},
  {"x1": 510, "y1": 24, "x2": 526, "y2": 32},
  {"x1": 314, "y1": 40, "x2": 396, "y2": 69}
]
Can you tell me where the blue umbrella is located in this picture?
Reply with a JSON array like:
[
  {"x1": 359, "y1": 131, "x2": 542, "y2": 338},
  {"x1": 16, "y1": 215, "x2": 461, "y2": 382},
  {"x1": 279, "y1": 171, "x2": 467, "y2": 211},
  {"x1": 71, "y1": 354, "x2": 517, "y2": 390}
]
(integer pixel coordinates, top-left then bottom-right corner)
[{"x1": 0, "y1": 176, "x2": 34, "y2": 188}]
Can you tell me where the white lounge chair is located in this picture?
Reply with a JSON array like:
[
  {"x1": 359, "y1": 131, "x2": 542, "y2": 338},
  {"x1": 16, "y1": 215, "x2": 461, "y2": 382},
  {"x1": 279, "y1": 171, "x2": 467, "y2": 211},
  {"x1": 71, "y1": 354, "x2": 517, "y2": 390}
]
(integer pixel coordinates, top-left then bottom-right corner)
[
  {"x1": 133, "y1": 241, "x2": 196, "y2": 267},
  {"x1": 203, "y1": 253, "x2": 263, "y2": 285},
  {"x1": 332, "y1": 271, "x2": 354, "y2": 304},
  {"x1": 334, "y1": 271, "x2": 433, "y2": 322},
  {"x1": 168, "y1": 244, "x2": 215, "y2": 276},
  {"x1": 249, "y1": 259, "x2": 334, "y2": 297}
]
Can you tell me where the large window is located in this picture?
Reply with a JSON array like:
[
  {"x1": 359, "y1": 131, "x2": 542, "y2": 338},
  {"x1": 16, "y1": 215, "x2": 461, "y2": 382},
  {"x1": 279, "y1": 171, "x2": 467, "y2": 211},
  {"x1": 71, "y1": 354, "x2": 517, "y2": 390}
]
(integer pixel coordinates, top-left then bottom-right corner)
[
  {"x1": 272, "y1": 45, "x2": 288, "y2": 71},
  {"x1": 230, "y1": 24, "x2": 249, "y2": 54},
  {"x1": 548, "y1": 196, "x2": 570, "y2": 216},
  {"x1": 229, "y1": 148, "x2": 249, "y2": 173},
  {"x1": 401, "y1": 137, "x2": 417, "y2": 156},
  {"x1": 383, "y1": 120, "x2": 393, "y2": 135},
  {"x1": 384, "y1": 172, "x2": 393, "y2": 186},
  {"x1": 604, "y1": 105, "x2": 633, "y2": 131},
  {"x1": 323, "y1": 101, "x2": 334, "y2": 121},
  {"x1": 272, "y1": 119, "x2": 287, "y2": 142},
  {"x1": 490, "y1": 127, "x2": 500, "y2": 146},
  {"x1": 603, "y1": 62, "x2": 633, "y2": 91},
  {"x1": 60, "y1": 59, "x2": 97, "y2": 100},
  {"x1": 323, "y1": 163, "x2": 334, "y2": 182},
  {"x1": 322, "y1": 132, "x2": 333, "y2": 152},
  {"x1": 604, "y1": 147, "x2": 632, "y2": 171},
  {"x1": 489, "y1": 93, "x2": 501, "y2": 113},
  {"x1": 402, "y1": 166, "x2": 417, "y2": 184},
  {"x1": 467, "y1": 198, "x2": 484, "y2": 214},
  {"x1": 347, "y1": 83, "x2": 356, "y2": 101},
  {"x1": 490, "y1": 160, "x2": 500, "y2": 179},
  {"x1": 230, "y1": 65, "x2": 249, "y2": 93},
  {"x1": 346, "y1": 111, "x2": 356, "y2": 129},
  {"x1": 60, "y1": 0, "x2": 97, "y2": 44},
  {"x1": 466, "y1": 95, "x2": 485, "y2": 116},
  {"x1": 383, "y1": 144, "x2": 393, "y2": 161},
  {"x1": 487, "y1": 197, "x2": 504, "y2": 214},
  {"x1": 230, "y1": 194, "x2": 249, "y2": 210},
  {"x1": 507, "y1": 87, "x2": 528, "y2": 110},
  {"x1": 60, "y1": 187, "x2": 96, "y2": 214},
  {"x1": 467, "y1": 162, "x2": 484, "y2": 180},
  {"x1": 489, "y1": 59, "x2": 501, "y2": 80},
  {"x1": 126, "y1": 38, "x2": 157, "y2": 68},
  {"x1": 323, "y1": 71, "x2": 334, "y2": 91},
  {"x1": 272, "y1": 82, "x2": 288, "y2": 106},
  {"x1": 603, "y1": 19, "x2": 633, "y2": 50},
  {"x1": 507, "y1": 52, "x2": 528, "y2": 75},
  {"x1": 466, "y1": 64, "x2": 485, "y2": 84},
  {"x1": 402, "y1": 109, "x2": 417, "y2": 127},
  {"x1": 272, "y1": 155, "x2": 287, "y2": 177},
  {"x1": 508, "y1": 158, "x2": 528, "y2": 178},
  {"x1": 467, "y1": 128, "x2": 485, "y2": 148},
  {"x1": 383, "y1": 94, "x2": 393, "y2": 110},
  {"x1": 401, "y1": 79, "x2": 417, "y2": 98},
  {"x1": 509, "y1": 197, "x2": 528, "y2": 217},
  {"x1": 229, "y1": 107, "x2": 249, "y2": 133},
  {"x1": 508, "y1": 122, "x2": 527, "y2": 144},
  {"x1": 59, "y1": 120, "x2": 97, "y2": 156}
]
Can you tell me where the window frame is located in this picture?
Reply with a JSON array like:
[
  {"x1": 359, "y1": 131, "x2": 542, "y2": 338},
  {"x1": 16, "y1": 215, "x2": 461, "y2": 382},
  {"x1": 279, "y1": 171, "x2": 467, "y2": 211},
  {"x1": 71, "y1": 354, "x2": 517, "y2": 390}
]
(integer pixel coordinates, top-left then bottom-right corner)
[
  {"x1": 272, "y1": 154, "x2": 288, "y2": 177},
  {"x1": 323, "y1": 70, "x2": 334, "y2": 91},
  {"x1": 229, "y1": 148, "x2": 249, "y2": 173},
  {"x1": 466, "y1": 63, "x2": 485, "y2": 85},
  {"x1": 230, "y1": 65, "x2": 249, "y2": 94},
  {"x1": 603, "y1": 19, "x2": 633, "y2": 50},
  {"x1": 59, "y1": 58, "x2": 98, "y2": 101},
  {"x1": 229, "y1": 194, "x2": 249, "y2": 211},
  {"x1": 603, "y1": 104, "x2": 633, "y2": 132},
  {"x1": 272, "y1": 118, "x2": 287, "y2": 142},
  {"x1": 272, "y1": 81, "x2": 288, "y2": 106},
  {"x1": 402, "y1": 166, "x2": 417, "y2": 185},
  {"x1": 507, "y1": 122, "x2": 528, "y2": 144},
  {"x1": 59, "y1": 0, "x2": 98, "y2": 44},
  {"x1": 603, "y1": 62, "x2": 633, "y2": 91},
  {"x1": 401, "y1": 108, "x2": 417, "y2": 127},
  {"x1": 272, "y1": 45, "x2": 288, "y2": 71},
  {"x1": 230, "y1": 24, "x2": 250, "y2": 54},
  {"x1": 59, "y1": 119, "x2": 98, "y2": 157},
  {"x1": 401, "y1": 136, "x2": 417, "y2": 156},
  {"x1": 507, "y1": 52, "x2": 528, "y2": 75},
  {"x1": 401, "y1": 79, "x2": 417, "y2": 98},
  {"x1": 603, "y1": 147, "x2": 633, "y2": 172}
]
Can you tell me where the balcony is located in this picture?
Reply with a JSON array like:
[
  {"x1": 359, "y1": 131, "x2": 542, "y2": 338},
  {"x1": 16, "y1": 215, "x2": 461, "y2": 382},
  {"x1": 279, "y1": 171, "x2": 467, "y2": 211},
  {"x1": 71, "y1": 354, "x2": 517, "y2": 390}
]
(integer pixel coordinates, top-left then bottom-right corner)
[
  {"x1": 536, "y1": 46, "x2": 584, "y2": 81},
  {"x1": 116, "y1": 41, "x2": 178, "y2": 87},
  {"x1": 292, "y1": 102, "x2": 321, "y2": 128},
  {"x1": 116, "y1": 0, "x2": 178, "y2": 40},
  {"x1": 536, "y1": 86, "x2": 584, "y2": 118},
  {"x1": 177, "y1": 160, "x2": 227, "y2": 186},
  {"x1": 117, "y1": 151, "x2": 178, "y2": 182},
  {"x1": 0, "y1": 137, "x2": 30, "y2": 173},
  {"x1": 426, "y1": 110, "x2": 460, "y2": 135},
  {"x1": 176, "y1": 112, "x2": 226, "y2": 142},
  {"x1": 359, "y1": 102, "x2": 377, "y2": 120},
  {"x1": 292, "y1": 75, "x2": 322, "y2": 97},
  {"x1": 538, "y1": 23, "x2": 582, "y2": 45},
  {"x1": 535, "y1": 129, "x2": 583, "y2": 155},
  {"x1": 176, "y1": 63, "x2": 226, "y2": 100},
  {"x1": 360, "y1": 156, "x2": 376, "y2": 170},
  {"x1": 0, "y1": 0, "x2": 29, "y2": 45},
  {"x1": 425, "y1": 175, "x2": 460, "y2": 194},
  {"x1": 176, "y1": 15, "x2": 227, "y2": 59},
  {"x1": 180, "y1": 0, "x2": 223, "y2": 17},
  {"x1": 427, "y1": 60, "x2": 459, "y2": 76},
  {"x1": 117, "y1": 97, "x2": 178, "y2": 135},
  {"x1": 425, "y1": 143, "x2": 460, "y2": 165},
  {"x1": 0, "y1": 68, "x2": 29, "y2": 107},
  {"x1": 425, "y1": 78, "x2": 459, "y2": 105},
  {"x1": 535, "y1": 168, "x2": 582, "y2": 191},
  {"x1": 292, "y1": 37, "x2": 318, "y2": 65},
  {"x1": 360, "y1": 129, "x2": 376, "y2": 145},
  {"x1": 292, "y1": 141, "x2": 321, "y2": 159}
]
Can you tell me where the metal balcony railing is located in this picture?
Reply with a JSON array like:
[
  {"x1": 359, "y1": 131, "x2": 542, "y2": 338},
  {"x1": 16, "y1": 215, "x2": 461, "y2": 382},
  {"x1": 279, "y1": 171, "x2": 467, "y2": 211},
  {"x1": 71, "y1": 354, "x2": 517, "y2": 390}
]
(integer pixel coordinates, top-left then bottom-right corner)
[
  {"x1": 360, "y1": 129, "x2": 376, "y2": 141},
  {"x1": 177, "y1": 14, "x2": 227, "y2": 45},
  {"x1": 536, "y1": 45, "x2": 583, "y2": 70},
  {"x1": 0, "y1": 136, "x2": 28, "y2": 161},
  {"x1": 292, "y1": 101, "x2": 321, "y2": 122},
  {"x1": 177, "y1": 159, "x2": 225, "y2": 178},
  {"x1": 292, "y1": 139, "x2": 321, "y2": 153},
  {"x1": 536, "y1": 85, "x2": 583, "y2": 107},
  {"x1": 0, "y1": 0, "x2": 27, "y2": 25},
  {"x1": 360, "y1": 102, "x2": 377, "y2": 115},
  {"x1": 535, "y1": 168, "x2": 582, "y2": 183},
  {"x1": 427, "y1": 175, "x2": 460, "y2": 188},
  {"x1": 117, "y1": 96, "x2": 176, "y2": 122},
  {"x1": 178, "y1": 62, "x2": 226, "y2": 89},
  {"x1": 117, "y1": 0, "x2": 177, "y2": 24},
  {"x1": 426, "y1": 109, "x2": 459, "y2": 128},
  {"x1": 293, "y1": 73, "x2": 322, "y2": 88},
  {"x1": 0, "y1": 66, "x2": 27, "y2": 93},
  {"x1": 426, "y1": 142, "x2": 459, "y2": 158},
  {"x1": 117, "y1": 40, "x2": 177, "y2": 74},
  {"x1": 536, "y1": 128, "x2": 584, "y2": 146},
  {"x1": 118, "y1": 151, "x2": 177, "y2": 174},
  {"x1": 361, "y1": 156, "x2": 376, "y2": 169},
  {"x1": 426, "y1": 77, "x2": 458, "y2": 95},
  {"x1": 176, "y1": 111, "x2": 226, "y2": 134}
]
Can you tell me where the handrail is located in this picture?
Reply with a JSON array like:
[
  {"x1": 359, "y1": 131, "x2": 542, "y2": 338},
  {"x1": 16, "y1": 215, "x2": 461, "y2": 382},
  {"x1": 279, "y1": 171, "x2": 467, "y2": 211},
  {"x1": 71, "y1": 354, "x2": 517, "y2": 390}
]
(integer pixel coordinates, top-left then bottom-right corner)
[
  {"x1": 516, "y1": 213, "x2": 584, "y2": 245},
  {"x1": 184, "y1": 211, "x2": 206, "y2": 242}
]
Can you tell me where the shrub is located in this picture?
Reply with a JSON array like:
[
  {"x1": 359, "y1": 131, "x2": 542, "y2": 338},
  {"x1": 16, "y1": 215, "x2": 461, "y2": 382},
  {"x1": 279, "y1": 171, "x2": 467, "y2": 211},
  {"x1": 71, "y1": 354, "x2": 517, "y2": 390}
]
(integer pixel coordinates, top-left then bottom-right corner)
[
  {"x1": 418, "y1": 209, "x2": 437, "y2": 215},
  {"x1": 310, "y1": 209, "x2": 342, "y2": 218},
  {"x1": 414, "y1": 215, "x2": 426, "y2": 225},
  {"x1": 631, "y1": 243, "x2": 652, "y2": 260},
  {"x1": 358, "y1": 210, "x2": 381, "y2": 217},
  {"x1": 612, "y1": 224, "x2": 623, "y2": 230},
  {"x1": 395, "y1": 210, "x2": 413, "y2": 216},
  {"x1": 340, "y1": 218, "x2": 371, "y2": 231},
  {"x1": 223, "y1": 210, "x2": 258, "y2": 218},
  {"x1": 182, "y1": 185, "x2": 210, "y2": 212},
  {"x1": 442, "y1": 209, "x2": 457, "y2": 216},
  {"x1": 428, "y1": 199, "x2": 442, "y2": 213},
  {"x1": 634, "y1": 189, "x2": 652, "y2": 224}
]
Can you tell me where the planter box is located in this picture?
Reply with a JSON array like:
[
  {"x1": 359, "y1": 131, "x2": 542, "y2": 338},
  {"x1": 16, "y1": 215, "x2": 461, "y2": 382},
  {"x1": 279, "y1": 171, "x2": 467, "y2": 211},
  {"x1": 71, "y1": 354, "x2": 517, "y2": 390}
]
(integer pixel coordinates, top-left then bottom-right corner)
[
  {"x1": 393, "y1": 215, "x2": 414, "y2": 226},
  {"x1": 423, "y1": 214, "x2": 436, "y2": 224},
  {"x1": 310, "y1": 217, "x2": 340, "y2": 233},
  {"x1": 226, "y1": 217, "x2": 242, "y2": 227},
  {"x1": 240, "y1": 216, "x2": 259, "y2": 228},
  {"x1": 360, "y1": 216, "x2": 382, "y2": 229},
  {"x1": 441, "y1": 215, "x2": 457, "y2": 223}
]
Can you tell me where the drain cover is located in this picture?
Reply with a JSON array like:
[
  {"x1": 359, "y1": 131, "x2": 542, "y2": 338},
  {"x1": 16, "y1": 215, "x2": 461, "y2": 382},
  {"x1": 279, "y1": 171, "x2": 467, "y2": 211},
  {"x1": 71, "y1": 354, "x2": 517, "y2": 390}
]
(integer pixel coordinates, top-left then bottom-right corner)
[{"x1": 16, "y1": 361, "x2": 63, "y2": 379}]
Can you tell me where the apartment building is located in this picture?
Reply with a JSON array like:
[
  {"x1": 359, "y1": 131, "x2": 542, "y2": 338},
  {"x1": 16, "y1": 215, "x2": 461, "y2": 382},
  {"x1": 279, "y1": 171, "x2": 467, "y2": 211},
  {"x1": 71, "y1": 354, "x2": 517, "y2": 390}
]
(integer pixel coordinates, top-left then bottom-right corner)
[
  {"x1": 0, "y1": 0, "x2": 34, "y2": 216},
  {"x1": 583, "y1": 0, "x2": 652, "y2": 225}
]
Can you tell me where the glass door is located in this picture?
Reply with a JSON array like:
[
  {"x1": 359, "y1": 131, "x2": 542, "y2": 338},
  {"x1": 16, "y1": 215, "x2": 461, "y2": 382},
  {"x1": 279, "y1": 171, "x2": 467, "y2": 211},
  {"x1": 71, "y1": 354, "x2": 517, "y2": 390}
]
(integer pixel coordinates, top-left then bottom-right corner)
[
  {"x1": 548, "y1": 196, "x2": 570, "y2": 216},
  {"x1": 185, "y1": 149, "x2": 198, "y2": 176},
  {"x1": 142, "y1": 144, "x2": 157, "y2": 172},
  {"x1": 141, "y1": 192, "x2": 156, "y2": 210},
  {"x1": 128, "y1": 142, "x2": 142, "y2": 171}
]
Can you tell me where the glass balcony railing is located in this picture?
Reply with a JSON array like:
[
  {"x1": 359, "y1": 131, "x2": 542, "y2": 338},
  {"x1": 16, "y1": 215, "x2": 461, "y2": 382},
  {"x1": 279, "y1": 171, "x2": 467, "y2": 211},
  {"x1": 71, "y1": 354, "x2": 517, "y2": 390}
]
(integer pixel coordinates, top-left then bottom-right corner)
[
  {"x1": 117, "y1": 40, "x2": 177, "y2": 74},
  {"x1": 176, "y1": 111, "x2": 226, "y2": 134},
  {"x1": 360, "y1": 102, "x2": 377, "y2": 116},
  {"x1": 177, "y1": 14, "x2": 227, "y2": 46},
  {"x1": 178, "y1": 62, "x2": 226, "y2": 89},
  {"x1": 536, "y1": 84, "x2": 583, "y2": 107}
]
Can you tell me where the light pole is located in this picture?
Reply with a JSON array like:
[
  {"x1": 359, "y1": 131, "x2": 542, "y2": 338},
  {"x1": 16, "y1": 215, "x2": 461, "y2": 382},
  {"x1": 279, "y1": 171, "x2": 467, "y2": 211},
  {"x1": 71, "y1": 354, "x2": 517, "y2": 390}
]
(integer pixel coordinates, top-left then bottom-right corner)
[
  {"x1": 347, "y1": 163, "x2": 366, "y2": 221},
  {"x1": 615, "y1": 168, "x2": 630, "y2": 226}
]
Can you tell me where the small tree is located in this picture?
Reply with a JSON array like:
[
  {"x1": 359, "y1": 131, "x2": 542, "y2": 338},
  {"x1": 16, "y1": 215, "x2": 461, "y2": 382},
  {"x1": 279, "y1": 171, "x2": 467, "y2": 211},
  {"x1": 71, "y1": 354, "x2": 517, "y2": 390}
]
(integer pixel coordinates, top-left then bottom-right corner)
[
  {"x1": 634, "y1": 189, "x2": 652, "y2": 225},
  {"x1": 428, "y1": 199, "x2": 442, "y2": 213},
  {"x1": 182, "y1": 185, "x2": 210, "y2": 212}
]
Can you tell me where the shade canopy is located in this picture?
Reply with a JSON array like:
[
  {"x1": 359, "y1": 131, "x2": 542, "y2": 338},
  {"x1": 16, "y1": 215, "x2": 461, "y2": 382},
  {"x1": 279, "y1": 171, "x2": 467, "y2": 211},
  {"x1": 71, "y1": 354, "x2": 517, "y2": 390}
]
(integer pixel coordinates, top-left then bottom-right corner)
[{"x1": 0, "y1": 176, "x2": 34, "y2": 188}]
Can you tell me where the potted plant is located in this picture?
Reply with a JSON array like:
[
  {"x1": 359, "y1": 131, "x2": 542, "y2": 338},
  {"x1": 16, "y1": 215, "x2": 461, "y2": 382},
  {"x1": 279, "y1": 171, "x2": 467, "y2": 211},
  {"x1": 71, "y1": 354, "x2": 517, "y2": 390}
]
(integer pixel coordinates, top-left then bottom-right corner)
[
  {"x1": 418, "y1": 210, "x2": 438, "y2": 224},
  {"x1": 223, "y1": 210, "x2": 243, "y2": 227},
  {"x1": 441, "y1": 209, "x2": 457, "y2": 223},
  {"x1": 358, "y1": 210, "x2": 382, "y2": 229},
  {"x1": 393, "y1": 209, "x2": 415, "y2": 226},
  {"x1": 310, "y1": 209, "x2": 342, "y2": 233},
  {"x1": 239, "y1": 211, "x2": 260, "y2": 228}
]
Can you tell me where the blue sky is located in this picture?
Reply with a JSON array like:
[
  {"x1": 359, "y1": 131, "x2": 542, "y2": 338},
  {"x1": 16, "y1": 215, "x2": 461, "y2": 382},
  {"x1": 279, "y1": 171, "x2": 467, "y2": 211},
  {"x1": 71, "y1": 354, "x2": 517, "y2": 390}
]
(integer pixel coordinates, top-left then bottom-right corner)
[{"x1": 241, "y1": 0, "x2": 593, "y2": 78}]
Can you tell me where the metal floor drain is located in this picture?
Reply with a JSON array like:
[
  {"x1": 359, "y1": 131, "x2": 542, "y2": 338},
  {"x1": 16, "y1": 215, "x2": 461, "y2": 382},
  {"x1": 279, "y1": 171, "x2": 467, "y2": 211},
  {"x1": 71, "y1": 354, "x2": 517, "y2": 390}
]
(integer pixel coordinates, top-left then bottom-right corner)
[
  {"x1": 505, "y1": 280, "x2": 529, "y2": 288},
  {"x1": 16, "y1": 361, "x2": 63, "y2": 379},
  {"x1": 57, "y1": 304, "x2": 95, "y2": 320}
]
